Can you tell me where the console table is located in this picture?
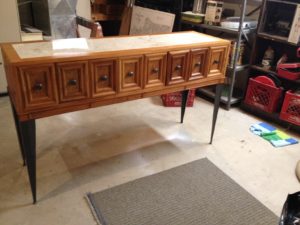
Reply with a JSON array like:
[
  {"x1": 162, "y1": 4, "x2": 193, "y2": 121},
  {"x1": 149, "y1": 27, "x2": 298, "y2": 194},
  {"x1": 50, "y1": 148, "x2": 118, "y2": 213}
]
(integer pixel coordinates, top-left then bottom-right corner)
[{"x1": 1, "y1": 31, "x2": 230, "y2": 203}]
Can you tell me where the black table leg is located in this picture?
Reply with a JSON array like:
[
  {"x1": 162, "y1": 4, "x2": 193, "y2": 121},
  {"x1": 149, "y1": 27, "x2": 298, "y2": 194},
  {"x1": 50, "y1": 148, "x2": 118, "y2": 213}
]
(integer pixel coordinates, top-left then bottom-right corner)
[
  {"x1": 210, "y1": 84, "x2": 223, "y2": 144},
  {"x1": 180, "y1": 90, "x2": 189, "y2": 123},
  {"x1": 10, "y1": 102, "x2": 26, "y2": 166},
  {"x1": 19, "y1": 119, "x2": 36, "y2": 203}
]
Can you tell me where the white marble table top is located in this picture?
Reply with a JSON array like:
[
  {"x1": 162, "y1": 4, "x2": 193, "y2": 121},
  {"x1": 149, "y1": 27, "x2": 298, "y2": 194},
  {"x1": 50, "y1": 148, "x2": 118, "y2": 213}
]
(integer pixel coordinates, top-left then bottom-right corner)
[{"x1": 12, "y1": 32, "x2": 223, "y2": 59}]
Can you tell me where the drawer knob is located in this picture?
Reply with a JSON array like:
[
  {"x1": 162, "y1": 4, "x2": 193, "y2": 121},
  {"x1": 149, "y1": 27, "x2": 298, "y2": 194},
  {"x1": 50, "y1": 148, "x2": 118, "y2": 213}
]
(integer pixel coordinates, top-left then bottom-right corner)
[
  {"x1": 152, "y1": 68, "x2": 159, "y2": 73},
  {"x1": 127, "y1": 71, "x2": 134, "y2": 77},
  {"x1": 34, "y1": 83, "x2": 43, "y2": 91},
  {"x1": 99, "y1": 75, "x2": 108, "y2": 81},
  {"x1": 68, "y1": 79, "x2": 77, "y2": 86},
  {"x1": 195, "y1": 62, "x2": 202, "y2": 67},
  {"x1": 213, "y1": 60, "x2": 219, "y2": 65},
  {"x1": 175, "y1": 65, "x2": 182, "y2": 70}
]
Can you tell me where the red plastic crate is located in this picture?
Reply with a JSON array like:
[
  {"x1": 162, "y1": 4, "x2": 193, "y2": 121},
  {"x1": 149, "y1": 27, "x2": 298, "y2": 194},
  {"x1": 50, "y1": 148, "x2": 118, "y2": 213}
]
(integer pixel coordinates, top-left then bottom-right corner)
[
  {"x1": 244, "y1": 78, "x2": 283, "y2": 113},
  {"x1": 280, "y1": 91, "x2": 300, "y2": 126},
  {"x1": 161, "y1": 89, "x2": 195, "y2": 107}
]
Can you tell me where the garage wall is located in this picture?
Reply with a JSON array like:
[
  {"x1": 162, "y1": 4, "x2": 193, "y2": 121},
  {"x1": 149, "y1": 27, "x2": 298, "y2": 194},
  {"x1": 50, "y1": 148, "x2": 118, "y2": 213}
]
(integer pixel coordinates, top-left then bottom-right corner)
[
  {"x1": 0, "y1": 0, "x2": 21, "y2": 94},
  {"x1": 76, "y1": 0, "x2": 92, "y2": 38}
]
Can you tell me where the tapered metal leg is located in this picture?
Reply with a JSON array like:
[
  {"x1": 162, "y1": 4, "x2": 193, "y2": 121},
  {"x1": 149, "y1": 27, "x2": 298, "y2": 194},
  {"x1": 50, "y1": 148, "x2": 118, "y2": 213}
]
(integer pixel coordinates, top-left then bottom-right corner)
[
  {"x1": 181, "y1": 90, "x2": 189, "y2": 123},
  {"x1": 210, "y1": 84, "x2": 223, "y2": 144},
  {"x1": 19, "y1": 120, "x2": 36, "y2": 203},
  {"x1": 9, "y1": 99, "x2": 26, "y2": 166}
]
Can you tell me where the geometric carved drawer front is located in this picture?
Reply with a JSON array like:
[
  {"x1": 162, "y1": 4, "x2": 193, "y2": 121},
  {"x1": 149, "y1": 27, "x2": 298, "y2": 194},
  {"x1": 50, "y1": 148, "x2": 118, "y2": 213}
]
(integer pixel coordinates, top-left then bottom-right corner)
[
  {"x1": 166, "y1": 50, "x2": 189, "y2": 85},
  {"x1": 188, "y1": 48, "x2": 208, "y2": 81},
  {"x1": 207, "y1": 46, "x2": 227, "y2": 78},
  {"x1": 119, "y1": 55, "x2": 143, "y2": 92},
  {"x1": 19, "y1": 64, "x2": 58, "y2": 110},
  {"x1": 144, "y1": 53, "x2": 167, "y2": 90},
  {"x1": 57, "y1": 61, "x2": 89, "y2": 102},
  {"x1": 90, "y1": 59, "x2": 117, "y2": 97}
]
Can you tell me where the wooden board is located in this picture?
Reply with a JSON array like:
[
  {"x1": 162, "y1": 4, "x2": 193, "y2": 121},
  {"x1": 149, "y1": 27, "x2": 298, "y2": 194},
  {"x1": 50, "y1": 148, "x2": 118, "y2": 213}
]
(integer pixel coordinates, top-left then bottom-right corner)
[{"x1": 129, "y1": 6, "x2": 175, "y2": 35}]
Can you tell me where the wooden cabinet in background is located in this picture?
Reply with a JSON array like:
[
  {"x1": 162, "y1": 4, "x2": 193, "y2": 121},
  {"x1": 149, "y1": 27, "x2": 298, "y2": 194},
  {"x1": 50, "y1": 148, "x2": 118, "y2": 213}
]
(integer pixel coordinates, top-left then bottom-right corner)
[{"x1": 91, "y1": 0, "x2": 125, "y2": 21}]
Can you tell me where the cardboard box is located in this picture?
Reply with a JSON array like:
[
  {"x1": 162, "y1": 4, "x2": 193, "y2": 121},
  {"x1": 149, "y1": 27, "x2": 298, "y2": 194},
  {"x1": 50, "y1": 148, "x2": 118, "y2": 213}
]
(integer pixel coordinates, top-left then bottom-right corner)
[
  {"x1": 204, "y1": 1, "x2": 223, "y2": 25},
  {"x1": 288, "y1": 4, "x2": 300, "y2": 44}
]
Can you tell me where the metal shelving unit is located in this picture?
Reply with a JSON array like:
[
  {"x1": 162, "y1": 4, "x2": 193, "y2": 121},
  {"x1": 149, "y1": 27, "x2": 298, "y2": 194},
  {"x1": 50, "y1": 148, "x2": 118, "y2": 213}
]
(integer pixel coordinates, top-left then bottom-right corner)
[
  {"x1": 241, "y1": 0, "x2": 300, "y2": 131},
  {"x1": 181, "y1": 21, "x2": 254, "y2": 35},
  {"x1": 181, "y1": 0, "x2": 259, "y2": 110},
  {"x1": 198, "y1": 87, "x2": 243, "y2": 105},
  {"x1": 228, "y1": 64, "x2": 250, "y2": 72},
  {"x1": 250, "y1": 65, "x2": 300, "y2": 85}
]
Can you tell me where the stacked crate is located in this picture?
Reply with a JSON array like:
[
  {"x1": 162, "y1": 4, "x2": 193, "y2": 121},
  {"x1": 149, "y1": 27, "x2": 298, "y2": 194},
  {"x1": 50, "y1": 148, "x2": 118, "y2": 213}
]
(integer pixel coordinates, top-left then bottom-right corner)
[{"x1": 161, "y1": 89, "x2": 196, "y2": 107}]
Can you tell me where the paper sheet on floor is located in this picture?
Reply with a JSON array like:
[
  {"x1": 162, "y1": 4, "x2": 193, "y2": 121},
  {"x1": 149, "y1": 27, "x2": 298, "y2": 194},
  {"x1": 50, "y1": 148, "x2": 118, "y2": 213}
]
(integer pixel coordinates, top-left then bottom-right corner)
[{"x1": 250, "y1": 122, "x2": 298, "y2": 147}]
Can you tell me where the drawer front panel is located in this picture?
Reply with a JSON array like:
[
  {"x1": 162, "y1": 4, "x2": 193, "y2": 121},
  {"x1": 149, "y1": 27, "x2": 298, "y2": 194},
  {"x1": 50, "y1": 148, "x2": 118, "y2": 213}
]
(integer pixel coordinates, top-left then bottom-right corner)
[
  {"x1": 144, "y1": 53, "x2": 167, "y2": 89},
  {"x1": 90, "y1": 59, "x2": 117, "y2": 97},
  {"x1": 57, "y1": 61, "x2": 89, "y2": 102},
  {"x1": 208, "y1": 46, "x2": 227, "y2": 77},
  {"x1": 19, "y1": 64, "x2": 58, "y2": 110},
  {"x1": 188, "y1": 48, "x2": 208, "y2": 81},
  {"x1": 119, "y1": 56, "x2": 143, "y2": 92},
  {"x1": 166, "y1": 50, "x2": 189, "y2": 85}
]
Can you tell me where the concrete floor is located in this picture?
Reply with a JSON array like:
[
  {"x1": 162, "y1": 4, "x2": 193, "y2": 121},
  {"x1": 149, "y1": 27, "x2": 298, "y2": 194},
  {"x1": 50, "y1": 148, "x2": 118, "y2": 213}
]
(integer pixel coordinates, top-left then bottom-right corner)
[{"x1": 0, "y1": 95, "x2": 299, "y2": 225}]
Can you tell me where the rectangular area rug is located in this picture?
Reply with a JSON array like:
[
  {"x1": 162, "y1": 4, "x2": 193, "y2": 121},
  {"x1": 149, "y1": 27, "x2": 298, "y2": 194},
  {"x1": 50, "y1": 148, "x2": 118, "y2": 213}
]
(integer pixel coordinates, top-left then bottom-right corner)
[{"x1": 86, "y1": 158, "x2": 278, "y2": 225}]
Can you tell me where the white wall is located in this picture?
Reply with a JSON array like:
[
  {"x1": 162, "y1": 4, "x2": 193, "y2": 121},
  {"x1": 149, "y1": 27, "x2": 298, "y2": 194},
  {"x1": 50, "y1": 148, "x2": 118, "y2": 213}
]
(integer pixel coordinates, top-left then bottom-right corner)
[
  {"x1": 0, "y1": 0, "x2": 91, "y2": 93},
  {"x1": 76, "y1": 0, "x2": 92, "y2": 38},
  {"x1": 0, "y1": 0, "x2": 21, "y2": 93}
]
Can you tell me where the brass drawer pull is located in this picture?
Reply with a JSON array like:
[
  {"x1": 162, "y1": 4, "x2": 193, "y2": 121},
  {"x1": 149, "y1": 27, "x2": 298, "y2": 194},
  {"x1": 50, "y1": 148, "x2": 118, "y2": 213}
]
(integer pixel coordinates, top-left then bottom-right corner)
[
  {"x1": 127, "y1": 71, "x2": 134, "y2": 77},
  {"x1": 99, "y1": 75, "x2": 108, "y2": 81},
  {"x1": 175, "y1": 65, "x2": 182, "y2": 70},
  {"x1": 68, "y1": 79, "x2": 77, "y2": 86},
  {"x1": 195, "y1": 62, "x2": 202, "y2": 67},
  {"x1": 213, "y1": 60, "x2": 219, "y2": 65},
  {"x1": 34, "y1": 83, "x2": 43, "y2": 91},
  {"x1": 152, "y1": 68, "x2": 159, "y2": 73}
]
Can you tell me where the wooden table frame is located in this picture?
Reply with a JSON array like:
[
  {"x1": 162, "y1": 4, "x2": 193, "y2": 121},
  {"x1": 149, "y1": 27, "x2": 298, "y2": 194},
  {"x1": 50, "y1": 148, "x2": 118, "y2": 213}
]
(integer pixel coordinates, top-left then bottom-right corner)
[{"x1": 1, "y1": 31, "x2": 229, "y2": 203}]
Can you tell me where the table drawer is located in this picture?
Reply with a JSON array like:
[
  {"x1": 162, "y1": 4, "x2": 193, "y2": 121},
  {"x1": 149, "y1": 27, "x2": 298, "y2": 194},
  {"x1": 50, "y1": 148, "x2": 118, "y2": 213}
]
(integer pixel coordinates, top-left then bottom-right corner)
[
  {"x1": 144, "y1": 53, "x2": 167, "y2": 90},
  {"x1": 19, "y1": 64, "x2": 58, "y2": 110},
  {"x1": 166, "y1": 50, "x2": 189, "y2": 85},
  {"x1": 57, "y1": 61, "x2": 89, "y2": 102},
  {"x1": 119, "y1": 55, "x2": 143, "y2": 92},
  {"x1": 90, "y1": 59, "x2": 117, "y2": 97},
  {"x1": 188, "y1": 48, "x2": 208, "y2": 81},
  {"x1": 207, "y1": 46, "x2": 227, "y2": 77}
]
